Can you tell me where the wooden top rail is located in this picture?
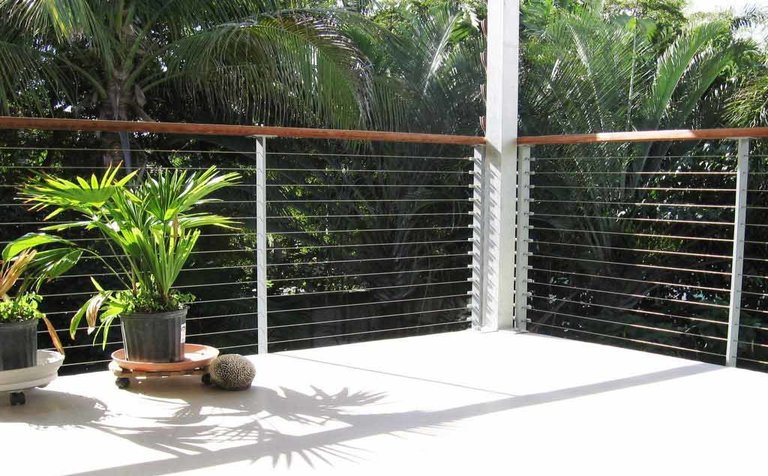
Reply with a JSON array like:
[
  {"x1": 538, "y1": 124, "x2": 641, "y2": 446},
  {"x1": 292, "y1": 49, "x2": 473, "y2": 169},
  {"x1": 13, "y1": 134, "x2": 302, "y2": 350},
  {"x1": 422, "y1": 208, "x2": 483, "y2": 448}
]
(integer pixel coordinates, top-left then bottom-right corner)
[
  {"x1": 0, "y1": 116, "x2": 485, "y2": 146},
  {"x1": 518, "y1": 127, "x2": 768, "y2": 146},
  {"x1": 3, "y1": 117, "x2": 768, "y2": 147}
]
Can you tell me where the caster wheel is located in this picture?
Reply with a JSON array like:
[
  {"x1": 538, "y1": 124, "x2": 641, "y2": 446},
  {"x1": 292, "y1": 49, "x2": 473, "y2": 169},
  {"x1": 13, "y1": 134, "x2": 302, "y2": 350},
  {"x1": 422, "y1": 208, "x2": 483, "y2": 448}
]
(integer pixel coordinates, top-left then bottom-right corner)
[
  {"x1": 10, "y1": 392, "x2": 26, "y2": 406},
  {"x1": 116, "y1": 377, "x2": 131, "y2": 389},
  {"x1": 202, "y1": 373, "x2": 213, "y2": 386}
]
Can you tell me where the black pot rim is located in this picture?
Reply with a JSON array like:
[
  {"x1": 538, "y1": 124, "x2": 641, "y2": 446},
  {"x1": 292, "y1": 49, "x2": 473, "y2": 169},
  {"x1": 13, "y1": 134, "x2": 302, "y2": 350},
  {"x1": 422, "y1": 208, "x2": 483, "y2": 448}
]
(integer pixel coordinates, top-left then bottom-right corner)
[
  {"x1": 120, "y1": 307, "x2": 189, "y2": 320},
  {"x1": 0, "y1": 318, "x2": 39, "y2": 328}
]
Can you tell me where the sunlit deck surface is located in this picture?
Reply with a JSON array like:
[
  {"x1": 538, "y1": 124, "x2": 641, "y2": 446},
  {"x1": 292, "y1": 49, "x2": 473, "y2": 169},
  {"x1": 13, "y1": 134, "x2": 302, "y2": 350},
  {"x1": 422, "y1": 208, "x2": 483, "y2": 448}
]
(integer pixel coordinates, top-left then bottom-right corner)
[{"x1": 2, "y1": 330, "x2": 767, "y2": 475}]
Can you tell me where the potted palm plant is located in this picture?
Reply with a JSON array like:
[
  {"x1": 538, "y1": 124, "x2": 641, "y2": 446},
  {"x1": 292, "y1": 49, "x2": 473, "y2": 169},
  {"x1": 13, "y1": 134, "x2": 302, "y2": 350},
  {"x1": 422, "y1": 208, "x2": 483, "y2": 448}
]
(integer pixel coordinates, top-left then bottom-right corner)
[
  {"x1": 20, "y1": 165, "x2": 240, "y2": 363},
  {"x1": 0, "y1": 234, "x2": 80, "y2": 370}
]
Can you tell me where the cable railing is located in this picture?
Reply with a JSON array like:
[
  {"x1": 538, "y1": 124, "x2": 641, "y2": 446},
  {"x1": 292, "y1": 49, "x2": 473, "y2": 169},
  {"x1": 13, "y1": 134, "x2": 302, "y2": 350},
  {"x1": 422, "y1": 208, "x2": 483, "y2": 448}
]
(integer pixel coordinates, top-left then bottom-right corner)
[
  {"x1": 3, "y1": 116, "x2": 768, "y2": 374},
  {"x1": 512, "y1": 135, "x2": 767, "y2": 370},
  {"x1": 264, "y1": 145, "x2": 474, "y2": 352},
  {"x1": 737, "y1": 151, "x2": 768, "y2": 369},
  {"x1": 0, "y1": 117, "x2": 481, "y2": 374}
]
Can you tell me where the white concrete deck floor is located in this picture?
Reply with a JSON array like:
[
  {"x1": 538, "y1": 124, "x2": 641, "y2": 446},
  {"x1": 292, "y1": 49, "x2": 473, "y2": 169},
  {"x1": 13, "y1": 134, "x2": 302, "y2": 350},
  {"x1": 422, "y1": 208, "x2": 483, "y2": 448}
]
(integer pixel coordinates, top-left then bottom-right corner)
[{"x1": 2, "y1": 330, "x2": 767, "y2": 475}]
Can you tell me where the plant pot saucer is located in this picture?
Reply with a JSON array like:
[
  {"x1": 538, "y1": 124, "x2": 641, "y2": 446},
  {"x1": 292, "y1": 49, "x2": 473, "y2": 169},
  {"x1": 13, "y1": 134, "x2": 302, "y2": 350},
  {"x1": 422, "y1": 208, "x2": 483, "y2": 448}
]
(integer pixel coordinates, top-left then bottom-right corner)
[
  {"x1": 0, "y1": 350, "x2": 65, "y2": 394},
  {"x1": 111, "y1": 344, "x2": 219, "y2": 373}
]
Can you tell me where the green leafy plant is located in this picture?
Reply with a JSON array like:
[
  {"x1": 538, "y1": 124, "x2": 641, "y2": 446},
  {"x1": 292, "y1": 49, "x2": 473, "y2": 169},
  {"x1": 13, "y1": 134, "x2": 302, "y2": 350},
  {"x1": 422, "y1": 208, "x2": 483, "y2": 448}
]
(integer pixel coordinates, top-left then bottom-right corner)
[
  {"x1": 0, "y1": 293, "x2": 43, "y2": 322},
  {"x1": 0, "y1": 234, "x2": 84, "y2": 353},
  {"x1": 19, "y1": 165, "x2": 241, "y2": 346}
]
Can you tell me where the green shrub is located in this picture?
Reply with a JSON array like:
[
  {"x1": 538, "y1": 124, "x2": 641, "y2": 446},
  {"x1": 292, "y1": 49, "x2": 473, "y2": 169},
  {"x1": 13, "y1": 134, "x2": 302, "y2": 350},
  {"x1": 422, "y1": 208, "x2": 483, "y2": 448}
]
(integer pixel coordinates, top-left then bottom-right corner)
[
  {"x1": 18, "y1": 165, "x2": 240, "y2": 346},
  {"x1": 0, "y1": 293, "x2": 44, "y2": 322}
]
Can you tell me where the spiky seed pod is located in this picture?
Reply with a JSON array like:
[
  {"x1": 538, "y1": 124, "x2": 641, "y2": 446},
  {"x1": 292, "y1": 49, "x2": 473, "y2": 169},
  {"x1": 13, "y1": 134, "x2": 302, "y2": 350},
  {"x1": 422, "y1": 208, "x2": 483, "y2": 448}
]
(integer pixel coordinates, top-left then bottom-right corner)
[{"x1": 209, "y1": 354, "x2": 255, "y2": 391}]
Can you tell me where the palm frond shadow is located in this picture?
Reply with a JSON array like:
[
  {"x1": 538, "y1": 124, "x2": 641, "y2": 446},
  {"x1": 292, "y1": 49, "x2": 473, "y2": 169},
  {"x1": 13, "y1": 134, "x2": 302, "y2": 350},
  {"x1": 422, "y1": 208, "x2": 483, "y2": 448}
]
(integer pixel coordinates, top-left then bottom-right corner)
[{"x1": 86, "y1": 381, "x2": 399, "y2": 468}]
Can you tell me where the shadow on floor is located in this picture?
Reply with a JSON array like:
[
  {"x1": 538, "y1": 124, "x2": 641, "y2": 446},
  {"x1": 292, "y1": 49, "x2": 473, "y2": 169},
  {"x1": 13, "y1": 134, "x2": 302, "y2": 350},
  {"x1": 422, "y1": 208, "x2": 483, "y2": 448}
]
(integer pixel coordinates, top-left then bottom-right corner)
[
  {"x1": 0, "y1": 390, "x2": 110, "y2": 428},
  {"x1": 61, "y1": 361, "x2": 716, "y2": 475},
  {"x1": 92, "y1": 380, "x2": 389, "y2": 468}
]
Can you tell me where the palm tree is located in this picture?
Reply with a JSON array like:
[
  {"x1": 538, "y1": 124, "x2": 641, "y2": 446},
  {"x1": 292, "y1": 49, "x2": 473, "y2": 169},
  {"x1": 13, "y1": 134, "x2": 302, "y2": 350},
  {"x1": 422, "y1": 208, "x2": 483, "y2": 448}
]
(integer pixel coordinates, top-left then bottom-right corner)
[
  {"x1": 363, "y1": 0, "x2": 485, "y2": 135},
  {"x1": 0, "y1": 1, "x2": 378, "y2": 138},
  {"x1": 518, "y1": 1, "x2": 752, "y2": 355}
]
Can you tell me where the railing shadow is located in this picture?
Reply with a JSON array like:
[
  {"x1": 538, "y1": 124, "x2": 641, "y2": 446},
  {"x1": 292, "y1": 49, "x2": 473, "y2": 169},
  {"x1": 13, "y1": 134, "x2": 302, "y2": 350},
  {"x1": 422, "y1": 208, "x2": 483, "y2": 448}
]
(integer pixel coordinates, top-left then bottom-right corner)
[{"x1": 60, "y1": 361, "x2": 716, "y2": 476}]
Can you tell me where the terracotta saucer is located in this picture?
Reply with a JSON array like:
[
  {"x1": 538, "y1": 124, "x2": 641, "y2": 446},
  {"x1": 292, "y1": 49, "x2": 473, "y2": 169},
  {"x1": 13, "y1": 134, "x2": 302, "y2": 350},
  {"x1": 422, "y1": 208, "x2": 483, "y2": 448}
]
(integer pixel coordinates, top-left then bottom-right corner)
[{"x1": 111, "y1": 344, "x2": 219, "y2": 372}]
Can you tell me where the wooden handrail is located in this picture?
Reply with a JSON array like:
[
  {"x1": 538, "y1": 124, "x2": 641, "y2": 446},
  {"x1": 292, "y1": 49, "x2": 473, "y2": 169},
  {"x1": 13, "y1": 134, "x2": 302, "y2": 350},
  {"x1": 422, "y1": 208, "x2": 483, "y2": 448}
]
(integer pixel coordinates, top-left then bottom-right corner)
[
  {"x1": 0, "y1": 116, "x2": 485, "y2": 146},
  {"x1": 517, "y1": 127, "x2": 768, "y2": 146},
  {"x1": 4, "y1": 117, "x2": 767, "y2": 147}
]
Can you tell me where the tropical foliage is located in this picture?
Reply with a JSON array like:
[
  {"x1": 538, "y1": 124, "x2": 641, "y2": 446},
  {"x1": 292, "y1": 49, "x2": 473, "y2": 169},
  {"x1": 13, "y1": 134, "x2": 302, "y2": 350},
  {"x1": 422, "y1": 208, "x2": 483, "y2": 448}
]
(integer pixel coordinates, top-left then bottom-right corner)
[
  {"x1": 0, "y1": 292, "x2": 44, "y2": 322},
  {"x1": 516, "y1": 0, "x2": 767, "y2": 361},
  {"x1": 1, "y1": 0, "x2": 768, "y2": 370},
  {"x1": 17, "y1": 165, "x2": 240, "y2": 345},
  {"x1": 0, "y1": 0, "x2": 388, "y2": 142},
  {"x1": 0, "y1": 234, "x2": 83, "y2": 352}
]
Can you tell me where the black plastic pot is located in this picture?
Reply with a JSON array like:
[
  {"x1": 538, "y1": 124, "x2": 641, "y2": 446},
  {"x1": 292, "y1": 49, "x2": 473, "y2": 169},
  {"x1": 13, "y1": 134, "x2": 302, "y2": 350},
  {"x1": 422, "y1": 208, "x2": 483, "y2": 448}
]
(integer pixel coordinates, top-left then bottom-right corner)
[
  {"x1": 120, "y1": 308, "x2": 187, "y2": 363},
  {"x1": 0, "y1": 319, "x2": 38, "y2": 371}
]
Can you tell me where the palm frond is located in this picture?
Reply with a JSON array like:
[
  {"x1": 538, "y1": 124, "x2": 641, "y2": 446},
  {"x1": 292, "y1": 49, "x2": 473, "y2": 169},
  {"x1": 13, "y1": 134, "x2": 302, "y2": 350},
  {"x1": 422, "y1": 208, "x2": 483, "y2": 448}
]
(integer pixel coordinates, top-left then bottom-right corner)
[
  {"x1": 727, "y1": 67, "x2": 768, "y2": 127},
  {"x1": 156, "y1": 8, "x2": 371, "y2": 128},
  {"x1": 0, "y1": 22, "x2": 60, "y2": 113},
  {"x1": 1, "y1": 0, "x2": 115, "y2": 70},
  {"x1": 643, "y1": 20, "x2": 731, "y2": 130}
]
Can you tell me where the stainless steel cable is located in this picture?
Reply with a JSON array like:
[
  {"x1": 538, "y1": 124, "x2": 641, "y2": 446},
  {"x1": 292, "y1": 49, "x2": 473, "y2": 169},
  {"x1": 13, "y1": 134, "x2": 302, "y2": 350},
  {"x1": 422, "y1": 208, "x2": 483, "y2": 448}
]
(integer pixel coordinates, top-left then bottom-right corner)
[
  {"x1": 529, "y1": 281, "x2": 729, "y2": 308},
  {"x1": 268, "y1": 280, "x2": 470, "y2": 299},
  {"x1": 267, "y1": 253, "x2": 470, "y2": 268},
  {"x1": 529, "y1": 240, "x2": 733, "y2": 260},
  {"x1": 531, "y1": 213, "x2": 734, "y2": 226},
  {"x1": 270, "y1": 266, "x2": 469, "y2": 283},
  {"x1": 267, "y1": 320, "x2": 469, "y2": 345},
  {"x1": 269, "y1": 238, "x2": 472, "y2": 252},
  {"x1": 528, "y1": 294, "x2": 727, "y2": 325},
  {"x1": 527, "y1": 306, "x2": 726, "y2": 340},
  {"x1": 526, "y1": 225, "x2": 733, "y2": 243},
  {"x1": 527, "y1": 319, "x2": 724, "y2": 357},
  {"x1": 528, "y1": 253, "x2": 731, "y2": 276},
  {"x1": 531, "y1": 199, "x2": 735, "y2": 209},
  {"x1": 267, "y1": 293, "x2": 470, "y2": 314},
  {"x1": 529, "y1": 267, "x2": 731, "y2": 293},
  {"x1": 269, "y1": 307, "x2": 468, "y2": 329}
]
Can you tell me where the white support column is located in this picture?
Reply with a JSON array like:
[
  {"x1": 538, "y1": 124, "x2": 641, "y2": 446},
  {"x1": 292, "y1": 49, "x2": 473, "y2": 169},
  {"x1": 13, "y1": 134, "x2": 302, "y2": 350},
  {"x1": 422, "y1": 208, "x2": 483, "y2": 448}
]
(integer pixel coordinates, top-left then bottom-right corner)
[
  {"x1": 255, "y1": 137, "x2": 269, "y2": 355},
  {"x1": 726, "y1": 138, "x2": 750, "y2": 367},
  {"x1": 515, "y1": 146, "x2": 532, "y2": 331},
  {"x1": 481, "y1": 0, "x2": 520, "y2": 331}
]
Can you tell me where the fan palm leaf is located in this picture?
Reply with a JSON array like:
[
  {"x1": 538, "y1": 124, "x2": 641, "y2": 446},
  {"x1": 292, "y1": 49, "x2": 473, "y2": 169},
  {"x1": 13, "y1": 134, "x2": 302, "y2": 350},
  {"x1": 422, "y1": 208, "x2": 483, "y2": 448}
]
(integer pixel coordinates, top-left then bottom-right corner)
[{"x1": 0, "y1": 0, "x2": 384, "y2": 129}]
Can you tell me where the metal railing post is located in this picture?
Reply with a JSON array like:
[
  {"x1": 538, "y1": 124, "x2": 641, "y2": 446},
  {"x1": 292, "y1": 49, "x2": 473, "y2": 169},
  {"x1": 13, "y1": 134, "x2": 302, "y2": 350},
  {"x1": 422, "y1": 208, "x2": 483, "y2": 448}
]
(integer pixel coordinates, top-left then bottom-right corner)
[
  {"x1": 726, "y1": 138, "x2": 750, "y2": 367},
  {"x1": 470, "y1": 144, "x2": 517, "y2": 332},
  {"x1": 515, "y1": 146, "x2": 532, "y2": 331},
  {"x1": 255, "y1": 136, "x2": 269, "y2": 355},
  {"x1": 471, "y1": 147, "x2": 486, "y2": 329}
]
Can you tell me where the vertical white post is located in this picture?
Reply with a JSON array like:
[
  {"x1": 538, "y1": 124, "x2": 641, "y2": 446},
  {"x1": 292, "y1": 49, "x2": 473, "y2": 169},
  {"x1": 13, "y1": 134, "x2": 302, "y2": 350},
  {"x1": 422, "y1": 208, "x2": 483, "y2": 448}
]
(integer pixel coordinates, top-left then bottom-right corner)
[
  {"x1": 255, "y1": 137, "x2": 269, "y2": 355},
  {"x1": 515, "y1": 146, "x2": 532, "y2": 331},
  {"x1": 481, "y1": 0, "x2": 520, "y2": 331},
  {"x1": 726, "y1": 138, "x2": 750, "y2": 367}
]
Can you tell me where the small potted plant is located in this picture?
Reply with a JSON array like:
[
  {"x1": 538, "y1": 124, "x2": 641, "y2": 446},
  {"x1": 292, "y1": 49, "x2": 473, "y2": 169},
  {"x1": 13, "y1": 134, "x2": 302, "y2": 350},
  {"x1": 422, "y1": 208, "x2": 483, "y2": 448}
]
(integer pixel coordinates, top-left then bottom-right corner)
[
  {"x1": 20, "y1": 165, "x2": 240, "y2": 362},
  {"x1": 0, "y1": 234, "x2": 80, "y2": 370}
]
